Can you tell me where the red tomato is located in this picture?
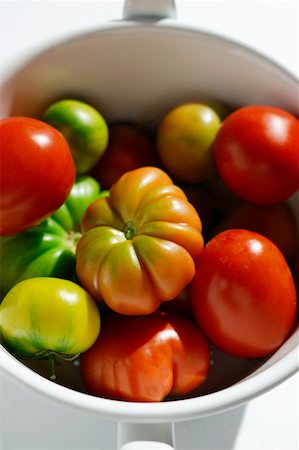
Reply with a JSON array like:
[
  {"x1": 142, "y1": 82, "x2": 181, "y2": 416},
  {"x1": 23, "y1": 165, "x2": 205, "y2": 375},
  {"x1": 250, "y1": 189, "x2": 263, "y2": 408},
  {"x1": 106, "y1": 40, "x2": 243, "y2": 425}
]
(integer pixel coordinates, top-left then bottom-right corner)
[
  {"x1": 80, "y1": 311, "x2": 210, "y2": 402},
  {"x1": 90, "y1": 124, "x2": 158, "y2": 188},
  {"x1": 214, "y1": 106, "x2": 299, "y2": 205},
  {"x1": 216, "y1": 202, "x2": 297, "y2": 261},
  {"x1": 189, "y1": 229, "x2": 297, "y2": 358},
  {"x1": 0, "y1": 117, "x2": 75, "y2": 235}
]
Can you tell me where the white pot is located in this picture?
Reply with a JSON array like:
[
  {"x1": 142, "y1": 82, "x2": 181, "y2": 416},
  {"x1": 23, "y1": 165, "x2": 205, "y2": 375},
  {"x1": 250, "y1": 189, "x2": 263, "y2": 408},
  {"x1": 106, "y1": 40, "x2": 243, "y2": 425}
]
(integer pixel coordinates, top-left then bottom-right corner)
[{"x1": 0, "y1": 1, "x2": 298, "y2": 449}]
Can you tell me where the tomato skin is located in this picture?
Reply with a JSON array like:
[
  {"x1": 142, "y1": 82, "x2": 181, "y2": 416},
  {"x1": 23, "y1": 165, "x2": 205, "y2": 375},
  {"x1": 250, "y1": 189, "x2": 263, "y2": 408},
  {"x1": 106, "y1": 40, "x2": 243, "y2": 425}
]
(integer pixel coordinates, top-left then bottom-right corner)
[
  {"x1": 189, "y1": 229, "x2": 297, "y2": 358},
  {"x1": 76, "y1": 167, "x2": 204, "y2": 315},
  {"x1": 80, "y1": 311, "x2": 210, "y2": 402},
  {"x1": 0, "y1": 277, "x2": 101, "y2": 358},
  {"x1": 157, "y1": 103, "x2": 221, "y2": 183},
  {"x1": 90, "y1": 124, "x2": 158, "y2": 189},
  {"x1": 0, "y1": 117, "x2": 76, "y2": 236},
  {"x1": 214, "y1": 105, "x2": 299, "y2": 205},
  {"x1": 43, "y1": 99, "x2": 109, "y2": 174},
  {"x1": 0, "y1": 175, "x2": 105, "y2": 297}
]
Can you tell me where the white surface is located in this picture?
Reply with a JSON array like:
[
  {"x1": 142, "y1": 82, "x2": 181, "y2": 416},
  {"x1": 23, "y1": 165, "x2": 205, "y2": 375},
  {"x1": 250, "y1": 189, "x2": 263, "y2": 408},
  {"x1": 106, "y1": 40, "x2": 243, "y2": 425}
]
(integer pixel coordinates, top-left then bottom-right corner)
[{"x1": 0, "y1": 1, "x2": 298, "y2": 449}]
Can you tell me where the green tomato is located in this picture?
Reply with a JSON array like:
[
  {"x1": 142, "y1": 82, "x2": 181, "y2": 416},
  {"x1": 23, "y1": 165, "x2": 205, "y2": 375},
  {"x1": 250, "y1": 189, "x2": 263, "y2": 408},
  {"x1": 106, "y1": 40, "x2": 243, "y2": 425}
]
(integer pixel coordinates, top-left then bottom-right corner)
[
  {"x1": 43, "y1": 99, "x2": 109, "y2": 174},
  {"x1": 0, "y1": 278, "x2": 101, "y2": 378},
  {"x1": 0, "y1": 175, "x2": 108, "y2": 297},
  {"x1": 157, "y1": 103, "x2": 221, "y2": 183}
]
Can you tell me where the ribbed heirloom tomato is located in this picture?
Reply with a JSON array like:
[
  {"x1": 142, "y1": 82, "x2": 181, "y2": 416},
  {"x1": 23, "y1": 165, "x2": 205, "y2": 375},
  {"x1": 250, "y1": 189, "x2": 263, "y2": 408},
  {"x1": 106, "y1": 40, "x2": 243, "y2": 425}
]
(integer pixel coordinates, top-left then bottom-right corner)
[
  {"x1": 80, "y1": 311, "x2": 210, "y2": 402},
  {"x1": 76, "y1": 167, "x2": 204, "y2": 315},
  {"x1": 0, "y1": 117, "x2": 76, "y2": 235},
  {"x1": 189, "y1": 229, "x2": 297, "y2": 358}
]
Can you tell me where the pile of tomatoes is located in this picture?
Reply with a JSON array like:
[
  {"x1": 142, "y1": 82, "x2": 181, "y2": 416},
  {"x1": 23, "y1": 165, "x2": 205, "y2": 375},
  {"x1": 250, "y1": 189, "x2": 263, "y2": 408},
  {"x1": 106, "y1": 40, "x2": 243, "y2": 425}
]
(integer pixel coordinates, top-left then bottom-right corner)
[{"x1": 0, "y1": 98, "x2": 298, "y2": 402}]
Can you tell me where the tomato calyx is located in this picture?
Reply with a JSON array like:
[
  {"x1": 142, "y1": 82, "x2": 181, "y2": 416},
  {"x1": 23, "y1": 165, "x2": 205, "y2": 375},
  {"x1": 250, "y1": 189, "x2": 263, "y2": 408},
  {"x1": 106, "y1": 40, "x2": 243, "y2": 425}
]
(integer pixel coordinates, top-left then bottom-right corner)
[
  {"x1": 66, "y1": 229, "x2": 82, "y2": 252},
  {"x1": 123, "y1": 221, "x2": 137, "y2": 240},
  {"x1": 26, "y1": 350, "x2": 80, "y2": 381}
]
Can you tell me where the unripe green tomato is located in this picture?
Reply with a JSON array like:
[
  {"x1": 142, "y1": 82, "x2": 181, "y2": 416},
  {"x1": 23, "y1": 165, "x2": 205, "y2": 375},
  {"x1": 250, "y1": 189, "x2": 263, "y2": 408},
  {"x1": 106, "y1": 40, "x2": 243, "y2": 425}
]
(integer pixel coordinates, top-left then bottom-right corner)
[
  {"x1": 0, "y1": 278, "x2": 101, "y2": 359},
  {"x1": 43, "y1": 99, "x2": 109, "y2": 174},
  {"x1": 157, "y1": 103, "x2": 221, "y2": 183}
]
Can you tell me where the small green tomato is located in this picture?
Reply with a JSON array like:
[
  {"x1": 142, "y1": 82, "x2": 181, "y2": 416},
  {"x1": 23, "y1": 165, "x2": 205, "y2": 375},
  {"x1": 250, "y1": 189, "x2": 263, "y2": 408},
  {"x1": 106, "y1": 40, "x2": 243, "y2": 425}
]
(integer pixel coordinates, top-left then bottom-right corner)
[
  {"x1": 43, "y1": 99, "x2": 109, "y2": 174},
  {"x1": 157, "y1": 103, "x2": 222, "y2": 183}
]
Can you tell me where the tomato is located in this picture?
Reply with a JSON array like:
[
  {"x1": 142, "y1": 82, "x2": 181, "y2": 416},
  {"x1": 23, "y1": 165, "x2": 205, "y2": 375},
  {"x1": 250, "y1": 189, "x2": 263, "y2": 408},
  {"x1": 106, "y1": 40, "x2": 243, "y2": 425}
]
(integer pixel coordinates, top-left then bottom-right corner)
[
  {"x1": 157, "y1": 103, "x2": 221, "y2": 183},
  {"x1": 90, "y1": 123, "x2": 158, "y2": 189},
  {"x1": 214, "y1": 105, "x2": 299, "y2": 205},
  {"x1": 189, "y1": 229, "x2": 297, "y2": 358},
  {"x1": 0, "y1": 175, "x2": 107, "y2": 297},
  {"x1": 43, "y1": 99, "x2": 109, "y2": 173},
  {"x1": 0, "y1": 278, "x2": 101, "y2": 378},
  {"x1": 76, "y1": 166, "x2": 204, "y2": 315},
  {"x1": 0, "y1": 117, "x2": 75, "y2": 236},
  {"x1": 80, "y1": 311, "x2": 210, "y2": 402},
  {"x1": 216, "y1": 202, "x2": 297, "y2": 261}
]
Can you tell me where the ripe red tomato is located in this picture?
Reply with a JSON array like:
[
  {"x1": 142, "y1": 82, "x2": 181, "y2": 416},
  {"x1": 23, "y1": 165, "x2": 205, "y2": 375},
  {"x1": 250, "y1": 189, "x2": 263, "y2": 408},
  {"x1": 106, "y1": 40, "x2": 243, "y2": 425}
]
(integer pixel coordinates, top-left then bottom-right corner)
[
  {"x1": 80, "y1": 311, "x2": 210, "y2": 402},
  {"x1": 214, "y1": 106, "x2": 299, "y2": 205},
  {"x1": 0, "y1": 117, "x2": 76, "y2": 236},
  {"x1": 189, "y1": 229, "x2": 297, "y2": 358},
  {"x1": 90, "y1": 124, "x2": 158, "y2": 188}
]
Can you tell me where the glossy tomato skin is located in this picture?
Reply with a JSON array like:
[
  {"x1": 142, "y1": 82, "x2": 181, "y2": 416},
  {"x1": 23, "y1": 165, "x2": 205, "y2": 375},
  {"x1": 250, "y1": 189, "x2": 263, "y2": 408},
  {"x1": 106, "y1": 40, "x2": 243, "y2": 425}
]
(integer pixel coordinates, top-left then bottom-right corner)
[
  {"x1": 0, "y1": 117, "x2": 76, "y2": 236},
  {"x1": 0, "y1": 277, "x2": 101, "y2": 358},
  {"x1": 43, "y1": 99, "x2": 109, "y2": 174},
  {"x1": 80, "y1": 311, "x2": 210, "y2": 402},
  {"x1": 157, "y1": 103, "x2": 221, "y2": 183},
  {"x1": 214, "y1": 106, "x2": 299, "y2": 205},
  {"x1": 189, "y1": 229, "x2": 297, "y2": 358},
  {"x1": 76, "y1": 167, "x2": 204, "y2": 315},
  {"x1": 90, "y1": 124, "x2": 158, "y2": 189},
  {"x1": 0, "y1": 175, "x2": 106, "y2": 297}
]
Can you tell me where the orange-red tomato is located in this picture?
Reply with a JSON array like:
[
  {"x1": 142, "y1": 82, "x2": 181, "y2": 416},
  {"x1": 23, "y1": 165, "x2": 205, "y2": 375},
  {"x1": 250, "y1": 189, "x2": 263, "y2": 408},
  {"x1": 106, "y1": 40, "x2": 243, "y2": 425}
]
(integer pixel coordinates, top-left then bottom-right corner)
[
  {"x1": 189, "y1": 229, "x2": 297, "y2": 358},
  {"x1": 216, "y1": 202, "x2": 297, "y2": 261},
  {"x1": 76, "y1": 167, "x2": 204, "y2": 315},
  {"x1": 80, "y1": 311, "x2": 210, "y2": 402}
]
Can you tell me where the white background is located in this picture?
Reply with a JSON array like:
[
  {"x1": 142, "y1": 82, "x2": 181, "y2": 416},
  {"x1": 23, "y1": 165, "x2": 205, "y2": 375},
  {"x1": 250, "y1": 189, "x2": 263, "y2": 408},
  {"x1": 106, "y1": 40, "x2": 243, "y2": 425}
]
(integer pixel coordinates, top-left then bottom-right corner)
[{"x1": 0, "y1": 1, "x2": 298, "y2": 449}]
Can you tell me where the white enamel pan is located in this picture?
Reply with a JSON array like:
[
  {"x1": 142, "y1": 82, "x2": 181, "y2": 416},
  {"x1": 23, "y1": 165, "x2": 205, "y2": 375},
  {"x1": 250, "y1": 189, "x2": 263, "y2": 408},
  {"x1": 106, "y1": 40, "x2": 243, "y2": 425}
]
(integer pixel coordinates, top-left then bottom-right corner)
[{"x1": 0, "y1": 1, "x2": 298, "y2": 448}]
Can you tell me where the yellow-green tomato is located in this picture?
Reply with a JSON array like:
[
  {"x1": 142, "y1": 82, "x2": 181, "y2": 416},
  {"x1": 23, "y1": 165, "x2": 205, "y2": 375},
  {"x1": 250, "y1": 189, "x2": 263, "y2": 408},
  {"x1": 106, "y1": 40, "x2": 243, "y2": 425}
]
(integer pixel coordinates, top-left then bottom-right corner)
[
  {"x1": 43, "y1": 99, "x2": 109, "y2": 174},
  {"x1": 0, "y1": 278, "x2": 101, "y2": 359},
  {"x1": 157, "y1": 103, "x2": 221, "y2": 183}
]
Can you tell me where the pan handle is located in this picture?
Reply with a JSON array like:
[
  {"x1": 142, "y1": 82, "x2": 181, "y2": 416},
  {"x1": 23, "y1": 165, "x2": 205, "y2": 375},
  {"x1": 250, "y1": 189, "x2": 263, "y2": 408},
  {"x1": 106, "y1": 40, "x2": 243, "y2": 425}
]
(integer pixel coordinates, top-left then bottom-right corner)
[
  {"x1": 123, "y1": 0, "x2": 176, "y2": 20},
  {"x1": 118, "y1": 422, "x2": 175, "y2": 450}
]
